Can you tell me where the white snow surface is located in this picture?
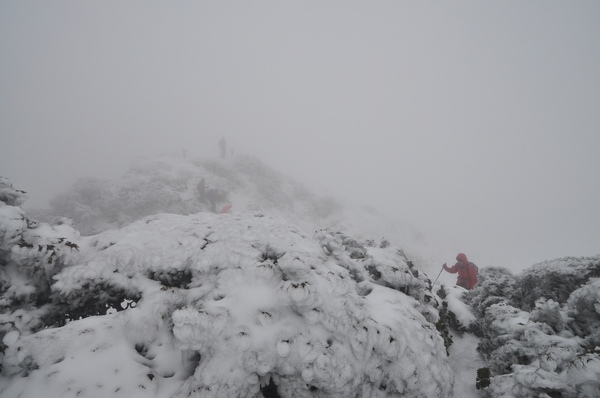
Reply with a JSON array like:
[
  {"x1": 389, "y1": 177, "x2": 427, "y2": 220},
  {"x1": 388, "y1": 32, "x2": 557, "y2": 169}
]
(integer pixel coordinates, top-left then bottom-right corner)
[
  {"x1": 1, "y1": 212, "x2": 455, "y2": 397},
  {"x1": 448, "y1": 333, "x2": 487, "y2": 398},
  {"x1": 444, "y1": 285, "x2": 477, "y2": 329}
]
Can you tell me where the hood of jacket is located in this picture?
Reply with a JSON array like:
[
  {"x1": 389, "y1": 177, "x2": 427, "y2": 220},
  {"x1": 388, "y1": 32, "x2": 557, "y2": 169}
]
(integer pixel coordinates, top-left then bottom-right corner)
[{"x1": 456, "y1": 253, "x2": 468, "y2": 264}]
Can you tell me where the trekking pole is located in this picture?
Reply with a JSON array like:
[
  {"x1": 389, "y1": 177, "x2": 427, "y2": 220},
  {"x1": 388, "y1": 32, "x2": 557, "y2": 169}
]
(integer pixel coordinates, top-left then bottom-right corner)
[{"x1": 431, "y1": 268, "x2": 444, "y2": 288}]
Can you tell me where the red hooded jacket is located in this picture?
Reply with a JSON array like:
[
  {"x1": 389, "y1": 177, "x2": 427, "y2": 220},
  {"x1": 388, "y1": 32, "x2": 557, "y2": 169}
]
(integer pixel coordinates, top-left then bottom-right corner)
[{"x1": 443, "y1": 253, "x2": 478, "y2": 290}]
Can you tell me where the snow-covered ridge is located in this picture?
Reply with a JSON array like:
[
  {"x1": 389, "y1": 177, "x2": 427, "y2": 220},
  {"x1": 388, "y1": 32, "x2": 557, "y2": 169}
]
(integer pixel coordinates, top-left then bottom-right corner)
[
  {"x1": 42, "y1": 154, "x2": 345, "y2": 236},
  {"x1": 39, "y1": 154, "x2": 431, "y2": 268}
]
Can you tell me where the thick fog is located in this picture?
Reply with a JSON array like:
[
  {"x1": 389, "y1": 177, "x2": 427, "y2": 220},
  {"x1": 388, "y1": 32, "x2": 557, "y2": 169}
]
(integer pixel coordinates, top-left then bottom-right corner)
[{"x1": 1, "y1": 2, "x2": 599, "y2": 272}]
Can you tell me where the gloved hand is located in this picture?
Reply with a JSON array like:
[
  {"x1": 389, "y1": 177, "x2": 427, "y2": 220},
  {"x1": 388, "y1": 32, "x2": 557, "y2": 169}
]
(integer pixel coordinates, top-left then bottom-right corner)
[{"x1": 442, "y1": 263, "x2": 447, "y2": 269}]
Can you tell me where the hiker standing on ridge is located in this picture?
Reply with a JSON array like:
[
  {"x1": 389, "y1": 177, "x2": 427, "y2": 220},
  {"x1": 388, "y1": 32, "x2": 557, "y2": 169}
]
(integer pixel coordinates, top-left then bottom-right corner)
[
  {"x1": 442, "y1": 253, "x2": 478, "y2": 290},
  {"x1": 197, "y1": 178, "x2": 206, "y2": 202},
  {"x1": 206, "y1": 188, "x2": 219, "y2": 213},
  {"x1": 206, "y1": 188, "x2": 229, "y2": 213}
]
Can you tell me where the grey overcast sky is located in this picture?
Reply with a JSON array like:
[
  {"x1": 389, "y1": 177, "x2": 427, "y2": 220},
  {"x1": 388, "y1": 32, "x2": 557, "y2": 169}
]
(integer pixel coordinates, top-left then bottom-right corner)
[{"x1": 1, "y1": 1, "x2": 599, "y2": 271}]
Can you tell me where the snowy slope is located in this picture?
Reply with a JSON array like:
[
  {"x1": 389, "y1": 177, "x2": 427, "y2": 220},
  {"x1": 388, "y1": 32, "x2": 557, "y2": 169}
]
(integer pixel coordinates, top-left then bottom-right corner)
[
  {"x1": 1, "y1": 211, "x2": 454, "y2": 397},
  {"x1": 6, "y1": 156, "x2": 599, "y2": 397}
]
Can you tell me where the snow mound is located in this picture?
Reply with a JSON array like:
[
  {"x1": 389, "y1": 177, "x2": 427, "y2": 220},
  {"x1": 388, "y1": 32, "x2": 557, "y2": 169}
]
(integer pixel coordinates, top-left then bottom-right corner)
[{"x1": 1, "y1": 212, "x2": 453, "y2": 397}]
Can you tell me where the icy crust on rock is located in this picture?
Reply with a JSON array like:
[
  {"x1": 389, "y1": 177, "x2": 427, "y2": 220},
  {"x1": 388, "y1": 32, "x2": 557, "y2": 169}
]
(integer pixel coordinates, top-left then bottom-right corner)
[{"x1": 1, "y1": 212, "x2": 453, "y2": 398}]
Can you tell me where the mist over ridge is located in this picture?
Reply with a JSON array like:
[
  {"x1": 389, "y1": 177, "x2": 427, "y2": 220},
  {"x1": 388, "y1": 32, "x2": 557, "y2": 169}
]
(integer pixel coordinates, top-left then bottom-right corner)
[{"x1": 34, "y1": 152, "x2": 437, "y2": 271}]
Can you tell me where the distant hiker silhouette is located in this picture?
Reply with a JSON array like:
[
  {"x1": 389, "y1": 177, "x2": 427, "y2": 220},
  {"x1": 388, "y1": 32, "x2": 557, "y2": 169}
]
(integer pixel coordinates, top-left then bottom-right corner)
[
  {"x1": 219, "y1": 137, "x2": 227, "y2": 159},
  {"x1": 197, "y1": 178, "x2": 206, "y2": 202},
  {"x1": 206, "y1": 188, "x2": 228, "y2": 213},
  {"x1": 206, "y1": 188, "x2": 219, "y2": 212},
  {"x1": 442, "y1": 253, "x2": 478, "y2": 290}
]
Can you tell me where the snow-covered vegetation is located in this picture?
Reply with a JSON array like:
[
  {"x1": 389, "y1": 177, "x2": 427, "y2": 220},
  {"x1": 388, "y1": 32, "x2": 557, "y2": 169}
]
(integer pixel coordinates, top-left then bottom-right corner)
[
  {"x1": 2, "y1": 155, "x2": 599, "y2": 397},
  {"x1": 1, "y1": 172, "x2": 455, "y2": 397},
  {"x1": 466, "y1": 261, "x2": 600, "y2": 397}
]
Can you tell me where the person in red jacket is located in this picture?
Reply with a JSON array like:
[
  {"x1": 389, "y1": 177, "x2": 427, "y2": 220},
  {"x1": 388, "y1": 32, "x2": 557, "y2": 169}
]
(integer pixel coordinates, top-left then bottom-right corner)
[{"x1": 442, "y1": 253, "x2": 478, "y2": 290}]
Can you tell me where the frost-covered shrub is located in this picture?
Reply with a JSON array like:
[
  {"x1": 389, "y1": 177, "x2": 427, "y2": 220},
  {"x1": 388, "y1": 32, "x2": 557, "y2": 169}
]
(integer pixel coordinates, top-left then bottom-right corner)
[
  {"x1": 465, "y1": 267, "x2": 516, "y2": 320},
  {"x1": 435, "y1": 286, "x2": 456, "y2": 354},
  {"x1": 1, "y1": 212, "x2": 454, "y2": 398},
  {"x1": 476, "y1": 367, "x2": 490, "y2": 390},
  {"x1": 316, "y1": 230, "x2": 436, "y2": 321},
  {"x1": 470, "y1": 256, "x2": 600, "y2": 398},
  {"x1": 51, "y1": 280, "x2": 142, "y2": 327},
  {"x1": 0, "y1": 179, "x2": 81, "y2": 372},
  {"x1": 562, "y1": 347, "x2": 600, "y2": 397},
  {"x1": 529, "y1": 298, "x2": 569, "y2": 333},
  {"x1": 49, "y1": 177, "x2": 117, "y2": 235},
  {"x1": 47, "y1": 157, "x2": 210, "y2": 234},
  {"x1": 512, "y1": 256, "x2": 600, "y2": 311},
  {"x1": 0, "y1": 177, "x2": 27, "y2": 207},
  {"x1": 480, "y1": 302, "x2": 586, "y2": 397},
  {"x1": 0, "y1": 179, "x2": 80, "y2": 304},
  {"x1": 464, "y1": 267, "x2": 516, "y2": 339},
  {"x1": 434, "y1": 285, "x2": 471, "y2": 355},
  {"x1": 476, "y1": 302, "x2": 531, "y2": 367},
  {"x1": 116, "y1": 176, "x2": 181, "y2": 219},
  {"x1": 567, "y1": 278, "x2": 600, "y2": 349}
]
